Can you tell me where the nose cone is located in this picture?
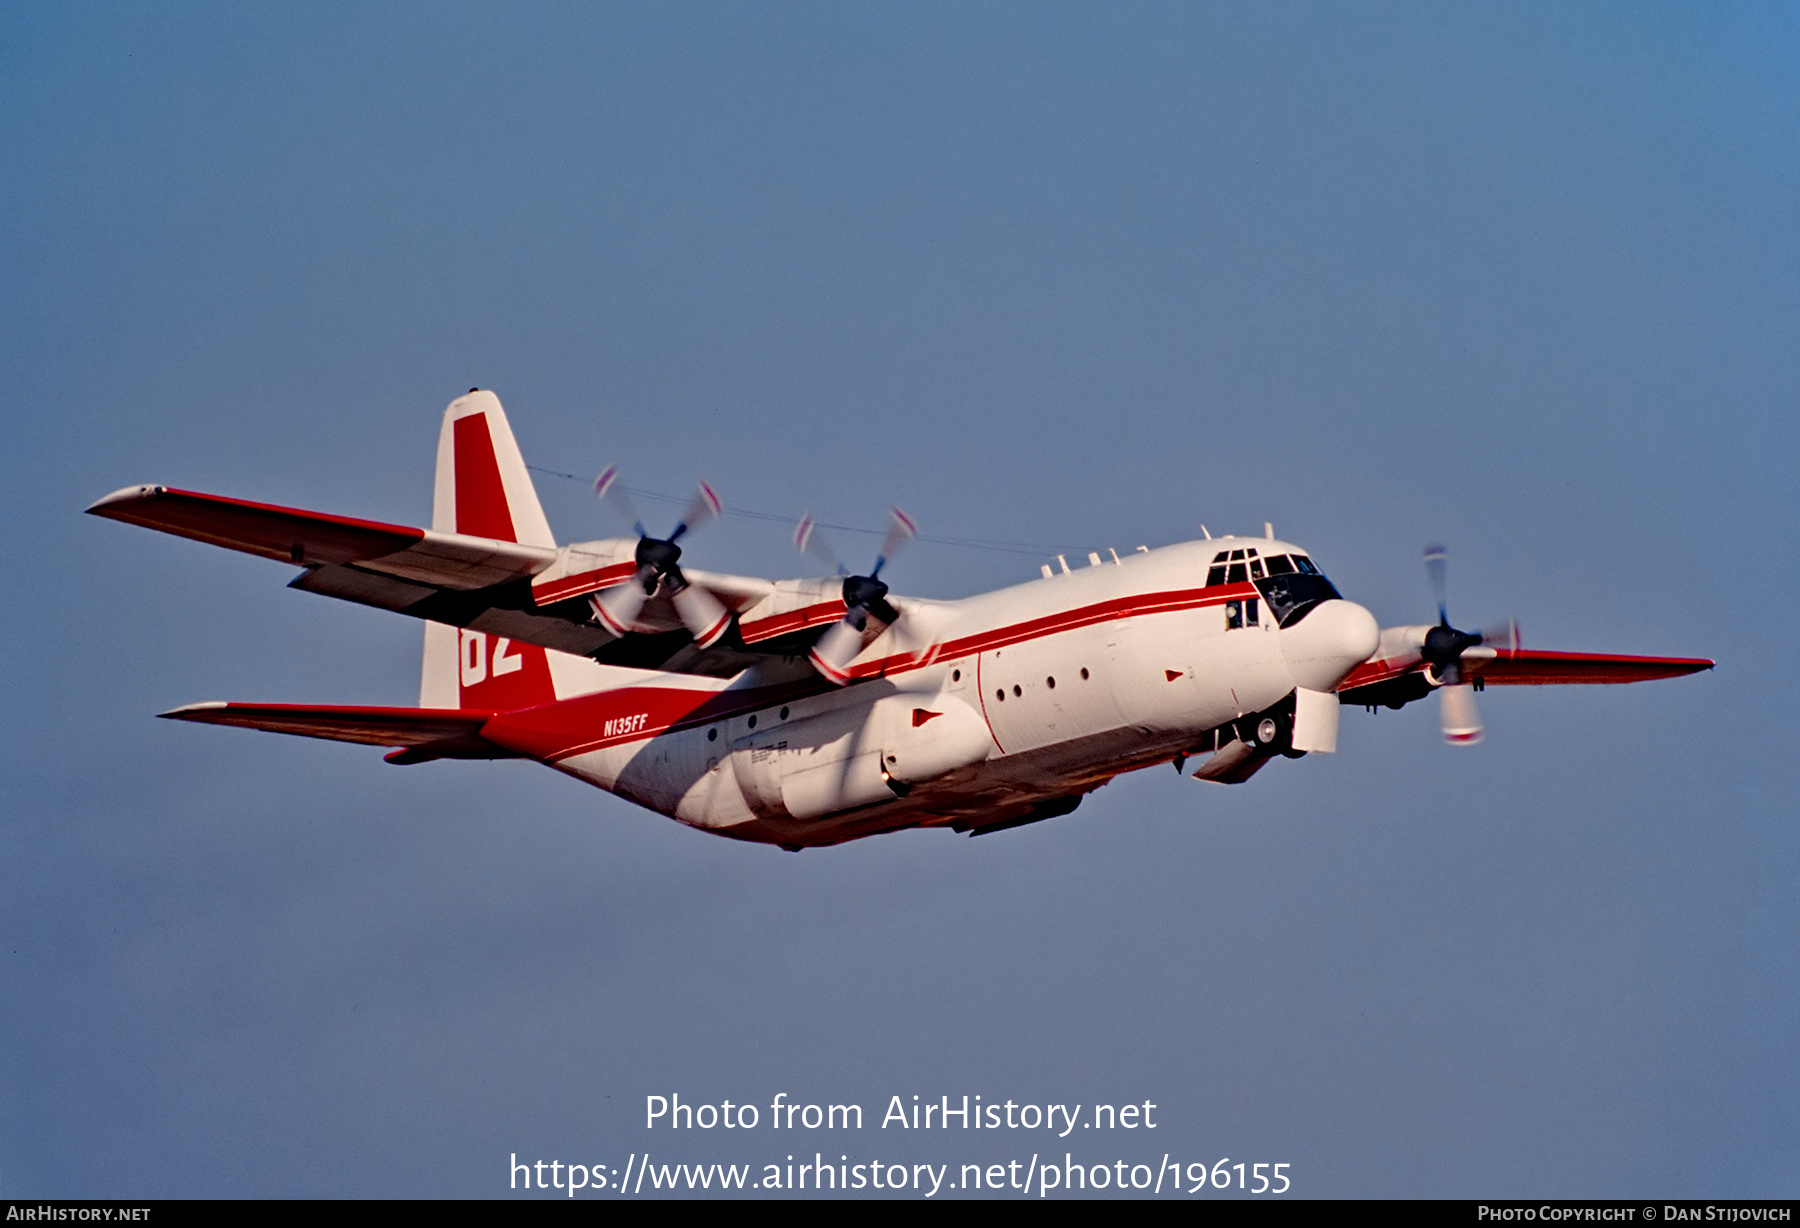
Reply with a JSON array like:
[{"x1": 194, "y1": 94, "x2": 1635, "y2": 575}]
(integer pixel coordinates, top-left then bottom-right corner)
[{"x1": 1281, "y1": 599, "x2": 1380, "y2": 693}]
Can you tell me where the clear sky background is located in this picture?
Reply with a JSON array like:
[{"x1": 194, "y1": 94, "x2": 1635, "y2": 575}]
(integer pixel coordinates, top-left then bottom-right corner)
[{"x1": 3, "y1": 2, "x2": 1795, "y2": 1199}]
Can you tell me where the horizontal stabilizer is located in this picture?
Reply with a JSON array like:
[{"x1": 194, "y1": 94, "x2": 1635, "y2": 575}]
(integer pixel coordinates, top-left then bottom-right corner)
[{"x1": 159, "y1": 702, "x2": 524, "y2": 761}]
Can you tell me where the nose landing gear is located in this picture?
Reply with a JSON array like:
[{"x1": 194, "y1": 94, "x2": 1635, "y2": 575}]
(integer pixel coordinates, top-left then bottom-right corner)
[
  {"x1": 1191, "y1": 694, "x2": 1312, "y2": 783},
  {"x1": 1245, "y1": 701, "x2": 1307, "y2": 760}
]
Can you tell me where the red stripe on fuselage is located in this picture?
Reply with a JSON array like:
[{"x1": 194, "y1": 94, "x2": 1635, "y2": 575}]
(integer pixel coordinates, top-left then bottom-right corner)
[
  {"x1": 483, "y1": 675, "x2": 833, "y2": 761},
  {"x1": 482, "y1": 582, "x2": 1256, "y2": 763},
  {"x1": 974, "y1": 651, "x2": 1005, "y2": 755},
  {"x1": 845, "y1": 583, "x2": 1256, "y2": 680}
]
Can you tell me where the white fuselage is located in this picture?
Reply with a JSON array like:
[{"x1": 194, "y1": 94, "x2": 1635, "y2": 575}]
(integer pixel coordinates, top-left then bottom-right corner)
[{"x1": 478, "y1": 537, "x2": 1379, "y2": 847}]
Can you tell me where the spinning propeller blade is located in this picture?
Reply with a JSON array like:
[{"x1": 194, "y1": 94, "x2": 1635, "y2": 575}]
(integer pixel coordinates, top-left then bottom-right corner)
[
  {"x1": 590, "y1": 470, "x2": 731, "y2": 643},
  {"x1": 1419, "y1": 545, "x2": 1516, "y2": 746},
  {"x1": 1439, "y1": 683, "x2": 1483, "y2": 745},
  {"x1": 794, "y1": 514, "x2": 847, "y2": 574},
  {"x1": 809, "y1": 619, "x2": 868, "y2": 685},
  {"x1": 799, "y1": 508, "x2": 915, "y2": 685},
  {"x1": 593, "y1": 465, "x2": 646, "y2": 539},
  {"x1": 590, "y1": 575, "x2": 651, "y2": 637}
]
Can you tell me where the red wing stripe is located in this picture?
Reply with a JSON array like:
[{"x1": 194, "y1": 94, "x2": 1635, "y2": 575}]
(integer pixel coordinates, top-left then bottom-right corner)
[
  {"x1": 740, "y1": 600, "x2": 847, "y2": 644},
  {"x1": 531, "y1": 562, "x2": 640, "y2": 605},
  {"x1": 1467, "y1": 649, "x2": 1713, "y2": 686},
  {"x1": 1337, "y1": 649, "x2": 1715, "y2": 694}
]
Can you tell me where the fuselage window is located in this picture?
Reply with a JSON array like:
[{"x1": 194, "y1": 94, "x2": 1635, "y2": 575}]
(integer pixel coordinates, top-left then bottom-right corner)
[
  {"x1": 996, "y1": 689, "x2": 1005, "y2": 702},
  {"x1": 1226, "y1": 598, "x2": 1260, "y2": 629},
  {"x1": 1013, "y1": 684, "x2": 1022, "y2": 697}
]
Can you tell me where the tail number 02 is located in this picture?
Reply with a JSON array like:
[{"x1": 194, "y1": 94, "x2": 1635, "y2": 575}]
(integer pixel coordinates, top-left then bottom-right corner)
[{"x1": 459, "y1": 630, "x2": 523, "y2": 686}]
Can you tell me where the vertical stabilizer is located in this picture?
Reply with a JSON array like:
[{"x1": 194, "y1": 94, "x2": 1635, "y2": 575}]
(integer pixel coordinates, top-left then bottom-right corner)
[
  {"x1": 420, "y1": 390, "x2": 559, "y2": 711},
  {"x1": 431, "y1": 390, "x2": 555, "y2": 545}
]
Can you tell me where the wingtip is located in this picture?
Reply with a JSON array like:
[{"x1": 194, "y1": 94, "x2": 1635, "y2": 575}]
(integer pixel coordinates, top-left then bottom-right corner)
[
  {"x1": 86, "y1": 484, "x2": 168, "y2": 515},
  {"x1": 158, "y1": 701, "x2": 230, "y2": 720}
]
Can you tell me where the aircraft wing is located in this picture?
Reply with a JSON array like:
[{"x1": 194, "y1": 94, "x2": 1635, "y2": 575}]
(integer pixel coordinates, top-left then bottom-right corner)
[
  {"x1": 1463, "y1": 648, "x2": 1713, "y2": 686},
  {"x1": 89, "y1": 485, "x2": 832, "y2": 675},
  {"x1": 88, "y1": 485, "x2": 556, "y2": 586},
  {"x1": 1336, "y1": 645, "x2": 1712, "y2": 708}
]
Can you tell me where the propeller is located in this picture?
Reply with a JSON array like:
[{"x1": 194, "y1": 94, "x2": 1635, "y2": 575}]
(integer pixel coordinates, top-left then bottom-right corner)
[
  {"x1": 794, "y1": 509, "x2": 916, "y2": 684},
  {"x1": 1420, "y1": 544, "x2": 1519, "y2": 746},
  {"x1": 588, "y1": 468, "x2": 732, "y2": 646}
]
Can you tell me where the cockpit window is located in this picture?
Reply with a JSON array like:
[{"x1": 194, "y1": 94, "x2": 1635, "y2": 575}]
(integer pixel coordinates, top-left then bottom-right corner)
[
  {"x1": 1206, "y1": 546, "x2": 1275, "y2": 588},
  {"x1": 1255, "y1": 555, "x2": 1341, "y2": 626}
]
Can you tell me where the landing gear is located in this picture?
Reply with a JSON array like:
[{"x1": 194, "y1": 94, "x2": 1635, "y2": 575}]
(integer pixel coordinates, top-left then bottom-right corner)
[{"x1": 1246, "y1": 705, "x2": 1307, "y2": 759}]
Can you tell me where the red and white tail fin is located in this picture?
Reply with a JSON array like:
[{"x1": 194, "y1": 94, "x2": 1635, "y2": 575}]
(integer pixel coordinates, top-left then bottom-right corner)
[{"x1": 420, "y1": 391, "x2": 559, "y2": 712}]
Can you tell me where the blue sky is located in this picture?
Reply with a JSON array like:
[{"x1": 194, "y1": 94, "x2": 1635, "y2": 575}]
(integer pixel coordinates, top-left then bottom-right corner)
[{"x1": 3, "y1": 2, "x2": 1796, "y2": 1197}]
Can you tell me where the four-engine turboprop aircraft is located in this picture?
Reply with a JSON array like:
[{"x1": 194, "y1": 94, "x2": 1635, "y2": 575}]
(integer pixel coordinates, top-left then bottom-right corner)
[{"x1": 88, "y1": 391, "x2": 1713, "y2": 849}]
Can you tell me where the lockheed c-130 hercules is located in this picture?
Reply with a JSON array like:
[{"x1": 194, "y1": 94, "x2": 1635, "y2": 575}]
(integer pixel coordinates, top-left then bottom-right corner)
[{"x1": 89, "y1": 390, "x2": 1712, "y2": 849}]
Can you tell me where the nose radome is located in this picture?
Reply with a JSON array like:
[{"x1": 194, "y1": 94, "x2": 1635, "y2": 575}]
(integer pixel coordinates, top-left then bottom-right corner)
[{"x1": 1281, "y1": 599, "x2": 1380, "y2": 693}]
